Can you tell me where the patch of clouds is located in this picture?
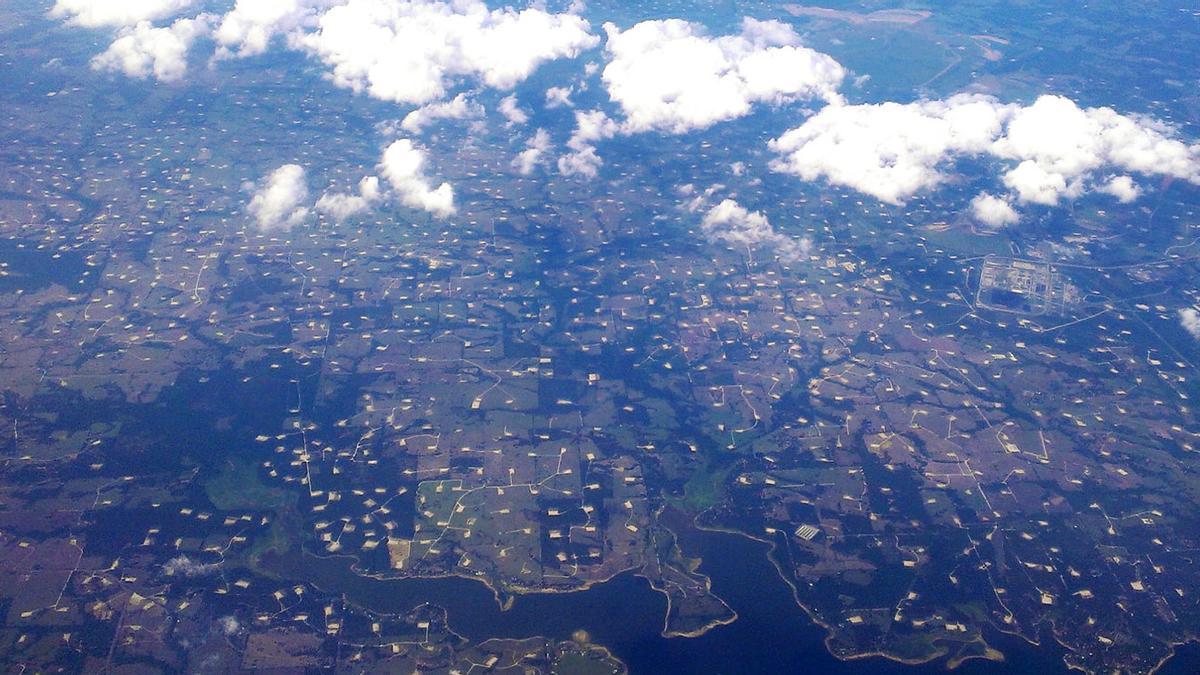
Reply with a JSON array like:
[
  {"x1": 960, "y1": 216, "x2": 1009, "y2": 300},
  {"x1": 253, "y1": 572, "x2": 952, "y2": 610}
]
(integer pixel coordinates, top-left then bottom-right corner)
[
  {"x1": 513, "y1": 129, "x2": 552, "y2": 175},
  {"x1": 314, "y1": 140, "x2": 454, "y2": 221},
  {"x1": 556, "y1": 146, "x2": 604, "y2": 178},
  {"x1": 679, "y1": 182, "x2": 718, "y2": 213},
  {"x1": 248, "y1": 164, "x2": 310, "y2": 230},
  {"x1": 970, "y1": 192, "x2": 1019, "y2": 227},
  {"x1": 1098, "y1": 175, "x2": 1142, "y2": 203},
  {"x1": 163, "y1": 555, "x2": 220, "y2": 577},
  {"x1": 498, "y1": 94, "x2": 528, "y2": 126},
  {"x1": 769, "y1": 93, "x2": 1200, "y2": 212},
  {"x1": 544, "y1": 85, "x2": 574, "y2": 109},
  {"x1": 1001, "y1": 159, "x2": 1070, "y2": 205},
  {"x1": 50, "y1": 0, "x2": 195, "y2": 28},
  {"x1": 601, "y1": 17, "x2": 845, "y2": 134},
  {"x1": 315, "y1": 176, "x2": 382, "y2": 221},
  {"x1": 91, "y1": 14, "x2": 213, "y2": 82},
  {"x1": 379, "y1": 139, "x2": 455, "y2": 218},
  {"x1": 400, "y1": 93, "x2": 484, "y2": 134},
  {"x1": 295, "y1": 0, "x2": 598, "y2": 105},
  {"x1": 700, "y1": 198, "x2": 811, "y2": 261},
  {"x1": 1181, "y1": 308, "x2": 1200, "y2": 340},
  {"x1": 218, "y1": 616, "x2": 241, "y2": 635},
  {"x1": 991, "y1": 95, "x2": 1198, "y2": 200},
  {"x1": 557, "y1": 109, "x2": 618, "y2": 178},
  {"x1": 214, "y1": 0, "x2": 331, "y2": 59},
  {"x1": 59, "y1": 0, "x2": 600, "y2": 124},
  {"x1": 768, "y1": 93, "x2": 1012, "y2": 204}
]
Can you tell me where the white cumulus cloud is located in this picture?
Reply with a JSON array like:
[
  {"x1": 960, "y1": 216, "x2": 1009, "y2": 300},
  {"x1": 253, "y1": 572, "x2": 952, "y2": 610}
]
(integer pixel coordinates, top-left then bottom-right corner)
[
  {"x1": 768, "y1": 93, "x2": 1013, "y2": 204},
  {"x1": 513, "y1": 129, "x2": 552, "y2": 175},
  {"x1": 1098, "y1": 175, "x2": 1142, "y2": 203},
  {"x1": 1181, "y1": 308, "x2": 1200, "y2": 340},
  {"x1": 400, "y1": 94, "x2": 483, "y2": 134},
  {"x1": 545, "y1": 86, "x2": 574, "y2": 109},
  {"x1": 379, "y1": 139, "x2": 455, "y2": 218},
  {"x1": 769, "y1": 93, "x2": 1200, "y2": 209},
  {"x1": 163, "y1": 555, "x2": 219, "y2": 577},
  {"x1": 1003, "y1": 159, "x2": 1070, "y2": 205},
  {"x1": 296, "y1": 0, "x2": 598, "y2": 105},
  {"x1": 601, "y1": 17, "x2": 845, "y2": 134},
  {"x1": 92, "y1": 15, "x2": 212, "y2": 82},
  {"x1": 315, "y1": 176, "x2": 382, "y2": 221},
  {"x1": 971, "y1": 192, "x2": 1020, "y2": 227},
  {"x1": 498, "y1": 94, "x2": 528, "y2": 126},
  {"x1": 50, "y1": 0, "x2": 194, "y2": 28},
  {"x1": 315, "y1": 141, "x2": 454, "y2": 220},
  {"x1": 701, "y1": 198, "x2": 810, "y2": 261},
  {"x1": 214, "y1": 0, "x2": 330, "y2": 59},
  {"x1": 557, "y1": 109, "x2": 618, "y2": 178},
  {"x1": 248, "y1": 164, "x2": 310, "y2": 230},
  {"x1": 992, "y1": 95, "x2": 1198, "y2": 203}
]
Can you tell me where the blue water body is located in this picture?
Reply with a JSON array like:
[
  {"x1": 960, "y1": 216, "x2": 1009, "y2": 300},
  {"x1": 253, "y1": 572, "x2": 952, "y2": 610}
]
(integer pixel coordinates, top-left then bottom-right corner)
[{"x1": 264, "y1": 513, "x2": 1197, "y2": 674}]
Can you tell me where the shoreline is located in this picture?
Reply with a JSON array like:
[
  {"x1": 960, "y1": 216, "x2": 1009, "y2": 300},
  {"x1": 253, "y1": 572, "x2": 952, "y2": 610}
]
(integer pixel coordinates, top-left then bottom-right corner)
[
  {"x1": 689, "y1": 511, "x2": 1010, "y2": 671},
  {"x1": 267, "y1": 512, "x2": 1197, "y2": 675},
  {"x1": 278, "y1": 546, "x2": 737, "y2": 641}
]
